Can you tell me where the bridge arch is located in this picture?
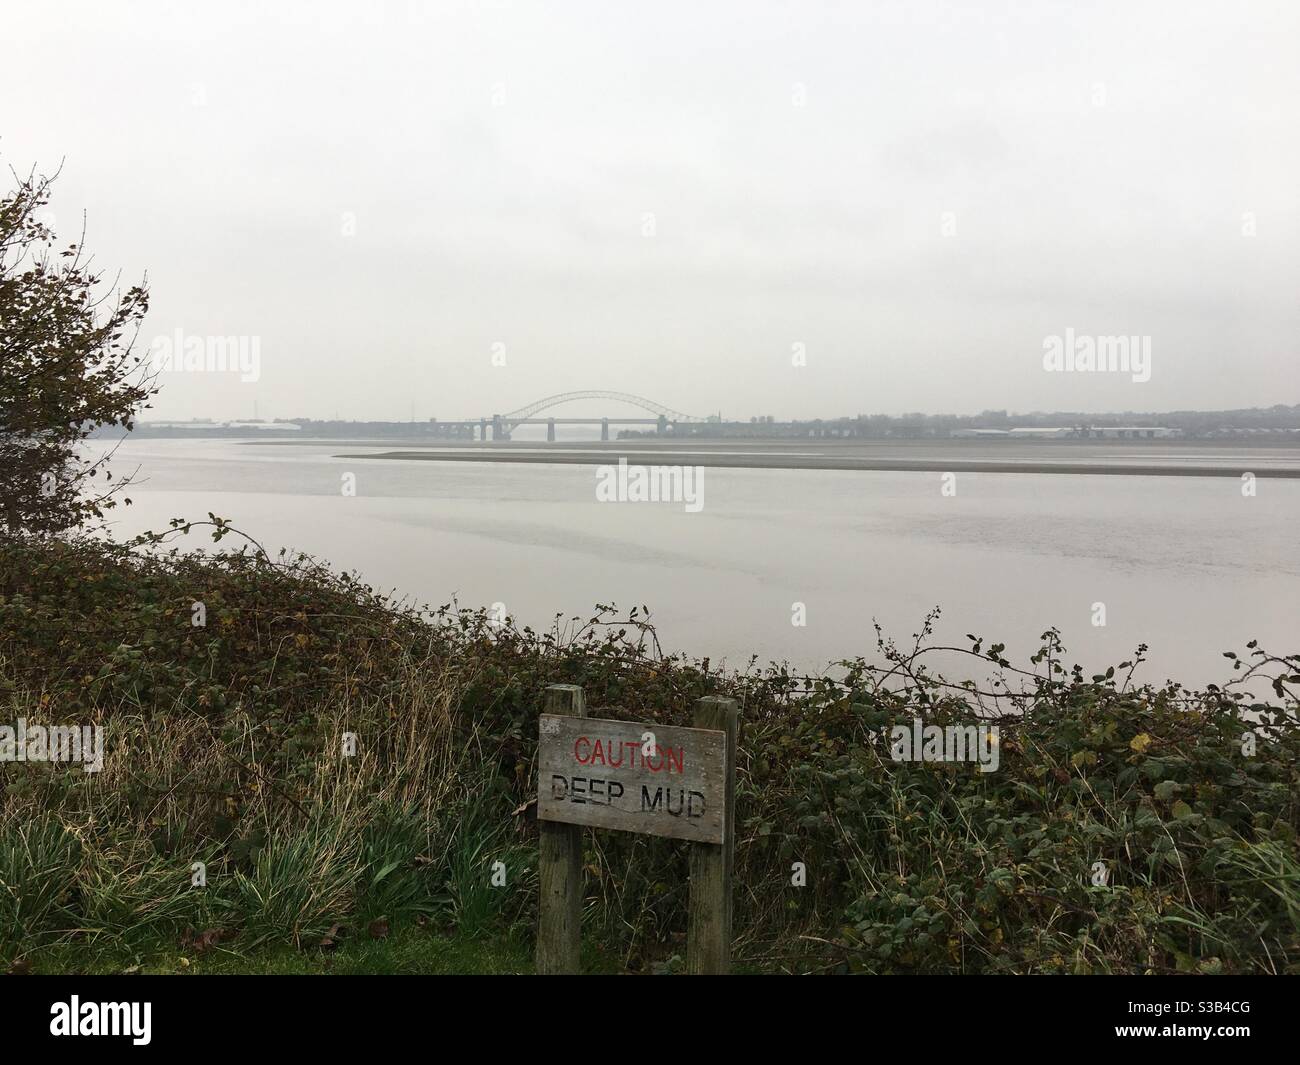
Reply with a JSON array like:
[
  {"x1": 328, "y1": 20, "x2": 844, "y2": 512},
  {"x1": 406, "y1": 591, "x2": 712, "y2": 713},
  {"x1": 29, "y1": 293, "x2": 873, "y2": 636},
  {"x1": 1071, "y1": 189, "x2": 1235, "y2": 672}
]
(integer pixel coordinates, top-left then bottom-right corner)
[{"x1": 498, "y1": 391, "x2": 704, "y2": 432}]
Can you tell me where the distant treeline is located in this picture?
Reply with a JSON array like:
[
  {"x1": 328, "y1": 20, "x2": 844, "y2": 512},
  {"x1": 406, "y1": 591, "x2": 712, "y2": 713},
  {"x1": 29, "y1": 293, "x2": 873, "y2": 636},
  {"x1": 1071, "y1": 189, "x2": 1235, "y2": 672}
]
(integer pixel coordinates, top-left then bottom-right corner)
[
  {"x1": 642, "y1": 404, "x2": 1300, "y2": 440},
  {"x1": 87, "y1": 419, "x2": 475, "y2": 440},
  {"x1": 89, "y1": 405, "x2": 1300, "y2": 441}
]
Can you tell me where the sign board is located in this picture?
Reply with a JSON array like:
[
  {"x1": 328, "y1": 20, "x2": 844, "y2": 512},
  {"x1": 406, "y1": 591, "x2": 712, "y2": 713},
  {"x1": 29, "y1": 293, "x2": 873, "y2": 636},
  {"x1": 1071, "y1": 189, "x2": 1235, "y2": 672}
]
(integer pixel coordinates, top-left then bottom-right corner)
[{"x1": 537, "y1": 714, "x2": 728, "y2": 844}]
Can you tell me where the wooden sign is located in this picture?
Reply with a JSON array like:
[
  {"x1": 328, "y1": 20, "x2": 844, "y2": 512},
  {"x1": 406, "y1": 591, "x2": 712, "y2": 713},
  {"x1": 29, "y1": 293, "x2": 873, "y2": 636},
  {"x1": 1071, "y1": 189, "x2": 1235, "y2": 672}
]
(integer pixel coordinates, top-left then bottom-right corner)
[
  {"x1": 535, "y1": 687, "x2": 739, "y2": 974},
  {"x1": 537, "y1": 713, "x2": 728, "y2": 844}
]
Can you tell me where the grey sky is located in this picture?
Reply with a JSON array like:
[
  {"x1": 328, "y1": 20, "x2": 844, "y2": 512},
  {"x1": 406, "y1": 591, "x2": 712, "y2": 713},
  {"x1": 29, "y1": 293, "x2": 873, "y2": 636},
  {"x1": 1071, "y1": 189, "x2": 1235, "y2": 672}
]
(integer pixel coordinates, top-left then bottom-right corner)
[{"x1": 6, "y1": 0, "x2": 1298, "y2": 422}]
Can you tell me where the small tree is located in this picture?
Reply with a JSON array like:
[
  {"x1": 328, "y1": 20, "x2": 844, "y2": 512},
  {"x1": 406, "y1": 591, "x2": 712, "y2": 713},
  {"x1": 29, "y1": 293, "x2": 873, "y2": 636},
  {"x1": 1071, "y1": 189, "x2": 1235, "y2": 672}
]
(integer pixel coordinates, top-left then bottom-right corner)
[{"x1": 0, "y1": 163, "x2": 155, "y2": 534}]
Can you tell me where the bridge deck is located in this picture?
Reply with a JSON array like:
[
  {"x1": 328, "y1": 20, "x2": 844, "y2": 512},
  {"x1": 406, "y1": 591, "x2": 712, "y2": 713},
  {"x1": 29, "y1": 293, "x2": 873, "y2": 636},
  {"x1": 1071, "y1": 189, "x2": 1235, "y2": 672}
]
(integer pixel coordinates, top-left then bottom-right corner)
[{"x1": 443, "y1": 418, "x2": 660, "y2": 426}]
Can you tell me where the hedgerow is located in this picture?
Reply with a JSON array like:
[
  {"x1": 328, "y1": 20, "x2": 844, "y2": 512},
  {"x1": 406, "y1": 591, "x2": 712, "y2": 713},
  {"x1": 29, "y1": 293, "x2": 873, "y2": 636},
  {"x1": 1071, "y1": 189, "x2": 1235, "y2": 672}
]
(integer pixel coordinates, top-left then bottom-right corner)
[{"x1": 1, "y1": 528, "x2": 1296, "y2": 972}]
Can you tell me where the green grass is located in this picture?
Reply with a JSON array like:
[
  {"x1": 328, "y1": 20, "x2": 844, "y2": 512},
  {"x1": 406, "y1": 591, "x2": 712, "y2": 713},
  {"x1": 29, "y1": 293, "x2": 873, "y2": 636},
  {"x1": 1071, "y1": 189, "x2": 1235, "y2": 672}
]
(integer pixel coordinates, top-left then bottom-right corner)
[
  {"x1": 20, "y1": 921, "x2": 633, "y2": 975},
  {"x1": 22, "y1": 926, "x2": 545, "y2": 975}
]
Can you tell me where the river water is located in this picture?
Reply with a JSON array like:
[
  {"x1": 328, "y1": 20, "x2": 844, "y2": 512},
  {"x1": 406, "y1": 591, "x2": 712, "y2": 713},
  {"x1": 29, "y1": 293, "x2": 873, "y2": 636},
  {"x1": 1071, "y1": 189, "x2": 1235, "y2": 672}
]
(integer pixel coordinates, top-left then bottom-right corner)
[{"x1": 97, "y1": 437, "x2": 1299, "y2": 689}]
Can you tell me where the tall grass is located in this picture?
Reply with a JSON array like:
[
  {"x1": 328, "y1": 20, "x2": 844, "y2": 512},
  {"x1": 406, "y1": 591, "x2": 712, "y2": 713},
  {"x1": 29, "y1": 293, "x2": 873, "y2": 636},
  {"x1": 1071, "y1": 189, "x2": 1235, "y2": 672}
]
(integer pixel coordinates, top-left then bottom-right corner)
[{"x1": 0, "y1": 647, "x2": 503, "y2": 960}]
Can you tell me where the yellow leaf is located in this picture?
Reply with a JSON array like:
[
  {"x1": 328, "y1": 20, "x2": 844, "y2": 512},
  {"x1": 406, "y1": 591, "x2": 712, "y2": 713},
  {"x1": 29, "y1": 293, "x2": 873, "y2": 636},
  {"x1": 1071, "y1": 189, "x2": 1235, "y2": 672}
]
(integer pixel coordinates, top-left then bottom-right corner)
[{"x1": 1129, "y1": 733, "x2": 1153, "y2": 753}]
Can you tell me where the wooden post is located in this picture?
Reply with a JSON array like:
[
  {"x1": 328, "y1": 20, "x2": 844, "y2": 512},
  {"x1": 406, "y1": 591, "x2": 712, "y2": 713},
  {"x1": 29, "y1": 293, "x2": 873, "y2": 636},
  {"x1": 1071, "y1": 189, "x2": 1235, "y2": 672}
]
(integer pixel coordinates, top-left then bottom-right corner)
[
  {"x1": 537, "y1": 684, "x2": 586, "y2": 974},
  {"x1": 687, "y1": 695, "x2": 739, "y2": 974}
]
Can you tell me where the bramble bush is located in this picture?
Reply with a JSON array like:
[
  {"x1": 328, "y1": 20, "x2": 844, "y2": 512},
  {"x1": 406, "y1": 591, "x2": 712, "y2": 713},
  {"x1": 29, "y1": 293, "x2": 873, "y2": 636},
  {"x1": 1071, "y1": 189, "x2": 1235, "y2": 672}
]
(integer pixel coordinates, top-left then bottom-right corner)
[{"x1": 1, "y1": 528, "x2": 1296, "y2": 972}]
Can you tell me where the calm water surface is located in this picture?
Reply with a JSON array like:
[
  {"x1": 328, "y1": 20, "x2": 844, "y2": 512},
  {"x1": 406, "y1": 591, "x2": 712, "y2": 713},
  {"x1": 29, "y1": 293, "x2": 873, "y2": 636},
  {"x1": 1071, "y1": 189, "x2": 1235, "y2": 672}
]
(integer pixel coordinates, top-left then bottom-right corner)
[{"x1": 99, "y1": 437, "x2": 1300, "y2": 688}]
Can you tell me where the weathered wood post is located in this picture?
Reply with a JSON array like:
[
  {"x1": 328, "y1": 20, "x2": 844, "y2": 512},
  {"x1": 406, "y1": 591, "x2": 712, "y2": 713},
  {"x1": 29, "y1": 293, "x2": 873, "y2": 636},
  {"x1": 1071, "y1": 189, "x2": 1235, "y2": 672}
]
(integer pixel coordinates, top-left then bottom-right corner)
[
  {"x1": 537, "y1": 683, "x2": 586, "y2": 974},
  {"x1": 687, "y1": 695, "x2": 739, "y2": 974}
]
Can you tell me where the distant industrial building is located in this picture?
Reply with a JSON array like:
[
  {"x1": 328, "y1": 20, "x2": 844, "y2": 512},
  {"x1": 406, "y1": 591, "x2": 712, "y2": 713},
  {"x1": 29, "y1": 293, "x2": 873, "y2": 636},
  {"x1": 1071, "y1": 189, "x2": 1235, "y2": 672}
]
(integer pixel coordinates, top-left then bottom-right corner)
[
  {"x1": 139, "y1": 420, "x2": 302, "y2": 432},
  {"x1": 1088, "y1": 426, "x2": 1182, "y2": 439},
  {"x1": 951, "y1": 426, "x2": 1182, "y2": 440}
]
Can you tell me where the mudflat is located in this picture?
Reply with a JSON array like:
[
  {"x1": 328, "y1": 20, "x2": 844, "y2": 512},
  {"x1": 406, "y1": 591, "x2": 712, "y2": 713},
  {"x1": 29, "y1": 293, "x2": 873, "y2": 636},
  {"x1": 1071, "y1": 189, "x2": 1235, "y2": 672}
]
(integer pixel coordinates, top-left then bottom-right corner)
[{"x1": 331, "y1": 438, "x2": 1300, "y2": 478}]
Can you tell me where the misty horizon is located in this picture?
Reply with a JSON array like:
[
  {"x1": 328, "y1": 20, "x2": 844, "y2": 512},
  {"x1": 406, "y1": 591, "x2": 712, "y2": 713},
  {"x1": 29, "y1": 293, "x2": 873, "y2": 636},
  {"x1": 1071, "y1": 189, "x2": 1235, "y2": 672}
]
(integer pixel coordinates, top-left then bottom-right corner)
[{"x1": 6, "y1": 0, "x2": 1297, "y2": 424}]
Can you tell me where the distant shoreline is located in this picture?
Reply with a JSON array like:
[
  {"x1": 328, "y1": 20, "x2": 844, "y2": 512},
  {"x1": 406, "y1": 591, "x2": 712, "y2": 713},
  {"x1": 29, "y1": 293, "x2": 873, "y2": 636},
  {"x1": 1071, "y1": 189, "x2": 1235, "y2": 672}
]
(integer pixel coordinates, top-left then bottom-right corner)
[{"x1": 333, "y1": 445, "x2": 1300, "y2": 478}]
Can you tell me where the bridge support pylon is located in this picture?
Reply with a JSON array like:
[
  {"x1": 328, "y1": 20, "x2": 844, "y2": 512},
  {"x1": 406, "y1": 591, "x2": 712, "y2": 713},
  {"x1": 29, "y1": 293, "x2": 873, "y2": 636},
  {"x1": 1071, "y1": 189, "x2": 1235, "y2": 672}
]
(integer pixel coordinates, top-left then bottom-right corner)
[
  {"x1": 547, "y1": 418, "x2": 556, "y2": 443},
  {"x1": 600, "y1": 418, "x2": 609, "y2": 442}
]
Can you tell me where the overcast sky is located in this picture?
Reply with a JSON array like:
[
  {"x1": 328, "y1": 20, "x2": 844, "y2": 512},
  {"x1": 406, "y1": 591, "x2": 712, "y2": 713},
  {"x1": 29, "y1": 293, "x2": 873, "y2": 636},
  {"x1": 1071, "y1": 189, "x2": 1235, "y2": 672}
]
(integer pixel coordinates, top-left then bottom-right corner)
[{"x1": 6, "y1": 1, "x2": 1298, "y2": 422}]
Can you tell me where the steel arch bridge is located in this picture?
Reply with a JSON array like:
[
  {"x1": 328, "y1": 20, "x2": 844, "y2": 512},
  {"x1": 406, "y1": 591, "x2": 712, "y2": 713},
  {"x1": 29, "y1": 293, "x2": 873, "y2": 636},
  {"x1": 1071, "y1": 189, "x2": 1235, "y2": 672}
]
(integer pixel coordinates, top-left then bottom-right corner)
[{"x1": 498, "y1": 391, "x2": 705, "y2": 433}]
